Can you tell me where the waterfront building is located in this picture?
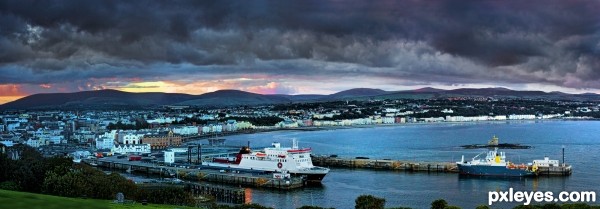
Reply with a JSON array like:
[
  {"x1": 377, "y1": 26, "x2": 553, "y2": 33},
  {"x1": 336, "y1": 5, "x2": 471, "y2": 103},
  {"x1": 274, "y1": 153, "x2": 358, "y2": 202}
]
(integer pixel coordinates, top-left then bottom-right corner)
[
  {"x1": 382, "y1": 117, "x2": 395, "y2": 124},
  {"x1": 111, "y1": 144, "x2": 151, "y2": 154},
  {"x1": 141, "y1": 130, "x2": 182, "y2": 149},
  {"x1": 172, "y1": 126, "x2": 199, "y2": 135},
  {"x1": 508, "y1": 114, "x2": 536, "y2": 120},
  {"x1": 119, "y1": 132, "x2": 144, "y2": 145},
  {"x1": 395, "y1": 117, "x2": 406, "y2": 123},
  {"x1": 277, "y1": 120, "x2": 299, "y2": 128}
]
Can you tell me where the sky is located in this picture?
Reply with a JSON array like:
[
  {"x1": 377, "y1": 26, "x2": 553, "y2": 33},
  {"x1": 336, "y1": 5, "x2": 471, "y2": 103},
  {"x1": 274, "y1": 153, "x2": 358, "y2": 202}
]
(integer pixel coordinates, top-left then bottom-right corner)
[{"x1": 0, "y1": 0, "x2": 599, "y2": 104}]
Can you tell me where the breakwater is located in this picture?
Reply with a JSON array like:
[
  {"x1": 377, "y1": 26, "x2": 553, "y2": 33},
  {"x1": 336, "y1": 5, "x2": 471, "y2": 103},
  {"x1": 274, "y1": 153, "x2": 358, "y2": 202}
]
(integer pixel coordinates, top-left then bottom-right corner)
[
  {"x1": 311, "y1": 156, "x2": 572, "y2": 176},
  {"x1": 311, "y1": 156, "x2": 458, "y2": 172}
]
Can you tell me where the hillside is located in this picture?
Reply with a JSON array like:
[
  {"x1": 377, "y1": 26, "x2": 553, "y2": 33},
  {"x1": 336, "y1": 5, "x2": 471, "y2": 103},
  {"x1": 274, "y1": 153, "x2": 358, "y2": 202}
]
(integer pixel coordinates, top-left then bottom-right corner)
[
  {"x1": 321, "y1": 88, "x2": 388, "y2": 100},
  {"x1": 0, "y1": 90, "x2": 195, "y2": 110},
  {"x1": 176, "y1": 90, "x2": 292, "y2": 106},
  {"x1": 0, "y1": 189, "x2": 198, "y2": 209}
]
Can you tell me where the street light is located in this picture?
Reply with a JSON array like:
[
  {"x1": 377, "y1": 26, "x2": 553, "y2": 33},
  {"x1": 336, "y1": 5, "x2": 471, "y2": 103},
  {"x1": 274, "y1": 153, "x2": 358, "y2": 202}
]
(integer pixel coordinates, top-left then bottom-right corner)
[{"x1": 562, "y1": 145, "x2": 565, "y2": 166}]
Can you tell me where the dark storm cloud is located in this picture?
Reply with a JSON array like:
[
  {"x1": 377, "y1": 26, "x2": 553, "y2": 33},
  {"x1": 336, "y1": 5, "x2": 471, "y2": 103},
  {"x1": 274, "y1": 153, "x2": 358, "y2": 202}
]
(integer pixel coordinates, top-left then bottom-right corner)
[{"x1": 0, "y1": 0, "x2": 599, "y2": 89}]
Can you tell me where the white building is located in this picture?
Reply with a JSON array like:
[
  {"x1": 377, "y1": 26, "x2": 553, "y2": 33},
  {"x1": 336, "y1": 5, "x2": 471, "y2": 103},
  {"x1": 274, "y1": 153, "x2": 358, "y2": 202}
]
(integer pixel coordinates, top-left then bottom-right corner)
[
  {"x1": 532, "y1": 157, "x2": 560, "y2": 167},
  {"x1": 95, "y1": 137, "x2": 114, "y2": 150},
  {"x1": 120, "y1": 132, "x2": 144, "y2": 145},
  {"x1": 508, "y1": 114, "x2": 536, "y2": 120},
  {"x1": 147, "y1": 117, "x2": 175, "y2": 124},
  {"x1": 164, "y1": 151, "x2": 175, "y2": 164},
  {"x1": 382, "y1": 117, "x2": 395, "y2": 124},
  {"x1": 111, "y1": 144, "x2": 151, "y2": 154},
  {"x1": 172, "y1": 126, "x2": 199, "y2": 135}
]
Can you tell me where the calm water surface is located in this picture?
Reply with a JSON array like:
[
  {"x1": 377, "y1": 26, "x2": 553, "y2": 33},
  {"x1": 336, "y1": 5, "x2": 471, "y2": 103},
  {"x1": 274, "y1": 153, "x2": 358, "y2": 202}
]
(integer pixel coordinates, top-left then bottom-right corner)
[{"x1": 219, "y1": 121, "x2": 600, "y2": 209}]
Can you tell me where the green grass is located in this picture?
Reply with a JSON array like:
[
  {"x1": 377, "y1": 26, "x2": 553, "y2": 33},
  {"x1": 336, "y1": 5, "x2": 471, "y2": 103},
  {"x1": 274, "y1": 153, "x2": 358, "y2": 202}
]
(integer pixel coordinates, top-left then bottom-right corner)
[{"x1": 0, "y1": 189, "x2": 200, "y2": 209}]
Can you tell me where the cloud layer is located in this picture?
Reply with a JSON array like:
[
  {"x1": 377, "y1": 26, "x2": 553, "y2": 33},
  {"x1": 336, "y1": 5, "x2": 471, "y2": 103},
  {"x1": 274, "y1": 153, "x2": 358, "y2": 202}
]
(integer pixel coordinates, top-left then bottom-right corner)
[{"x1": 0, "y1": 0, "x2": 599, "y2": 97}]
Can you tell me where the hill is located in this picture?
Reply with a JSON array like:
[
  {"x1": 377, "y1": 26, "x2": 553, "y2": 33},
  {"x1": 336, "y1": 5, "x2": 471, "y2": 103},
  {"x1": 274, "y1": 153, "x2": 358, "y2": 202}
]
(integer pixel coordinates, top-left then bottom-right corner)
[
  {"x1": 0, "y1": 90, "x2": 195, "y2": 110},
  {"x1": 321, "y1": 88, "x2": 388, "y2": 100},
  {"x1": 0, "y1": 189, "x2": 199, "y2": 209},
  {"x1": 2, "y1": 87, "x2": 599, "y2": 110},
  {"x1": 176, "y1": 90, "x2": 292, "y2": 106}
]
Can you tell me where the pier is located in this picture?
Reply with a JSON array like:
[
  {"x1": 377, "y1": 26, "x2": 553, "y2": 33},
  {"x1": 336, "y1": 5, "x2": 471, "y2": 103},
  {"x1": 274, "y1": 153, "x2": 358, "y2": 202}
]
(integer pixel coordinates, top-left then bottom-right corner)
[
  {"x1": 537, "y1": 165, "x2": 572, "y2": 176},
  {"x1": 137, "y1": 182, "x2": 246, "y2": 204},
  {"x1": 311, "y1": 156, "x2": 458, "y2": 173},
  {"x1": 311, "y1": 156, "x2": 572, "y2": 176},
  {"x1": 84, "y1": 156, "x2": 306, "y2": 190}
]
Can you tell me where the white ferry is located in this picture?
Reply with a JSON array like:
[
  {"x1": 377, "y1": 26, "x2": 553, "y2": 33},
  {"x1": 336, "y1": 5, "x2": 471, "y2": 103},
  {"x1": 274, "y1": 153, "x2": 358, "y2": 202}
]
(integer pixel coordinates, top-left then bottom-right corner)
[{"x1": 204, "y1": 140, "x2": 329, "y2": 182}]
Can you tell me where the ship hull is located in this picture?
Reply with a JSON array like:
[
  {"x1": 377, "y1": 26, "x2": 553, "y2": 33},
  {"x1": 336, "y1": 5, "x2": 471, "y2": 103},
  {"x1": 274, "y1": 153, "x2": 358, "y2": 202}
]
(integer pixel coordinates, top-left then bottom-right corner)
[
  {"x1": 203, "y1": 162, "x2": 328, "y2": 182},
  {"x1": 457, "y1": 164, "x2": 536, "y2": 177},
  {"x1": 291, "y1": 172, "x2": 327, "y2": 183}
]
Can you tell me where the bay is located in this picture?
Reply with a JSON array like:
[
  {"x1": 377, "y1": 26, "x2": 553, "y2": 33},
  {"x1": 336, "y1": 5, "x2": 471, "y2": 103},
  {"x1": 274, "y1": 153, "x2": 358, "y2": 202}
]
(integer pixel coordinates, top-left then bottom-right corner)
[{"x1": 220, "y1": 120, "x2": 600, "y2": 209}]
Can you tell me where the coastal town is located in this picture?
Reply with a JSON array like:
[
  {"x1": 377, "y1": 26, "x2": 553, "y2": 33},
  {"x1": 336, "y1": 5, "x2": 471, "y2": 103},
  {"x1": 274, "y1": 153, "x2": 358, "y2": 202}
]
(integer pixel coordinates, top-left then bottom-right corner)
[{"x1": 1, "y1": 97, "x2": 599, "y2": 157}]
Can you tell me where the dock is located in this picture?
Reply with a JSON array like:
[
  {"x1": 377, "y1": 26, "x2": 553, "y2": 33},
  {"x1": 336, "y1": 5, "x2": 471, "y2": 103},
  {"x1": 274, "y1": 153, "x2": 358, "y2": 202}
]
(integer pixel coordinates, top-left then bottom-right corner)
[
  {"x1": 537, "y1": 165, "x2": 572, "y2": 176},
  {"x1": 137, "y1": 182, "x2": 246, "y2": 204},
  {"x1": 311, "y1": 156, "x2": 458, "y2": 173},
  {"x1": 311, "y1": 156, "x2": 572, "y2": 176},
  {"x1": 84, "y1": 156, "x2": 306, "y2": 190}
]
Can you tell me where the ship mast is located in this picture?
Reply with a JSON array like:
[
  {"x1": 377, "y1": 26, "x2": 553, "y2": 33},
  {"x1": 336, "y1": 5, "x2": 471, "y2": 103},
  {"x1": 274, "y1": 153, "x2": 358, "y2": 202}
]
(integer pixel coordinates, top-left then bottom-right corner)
[{"x1": 292, "y1": 138, "x2": 298, "y2": 149}]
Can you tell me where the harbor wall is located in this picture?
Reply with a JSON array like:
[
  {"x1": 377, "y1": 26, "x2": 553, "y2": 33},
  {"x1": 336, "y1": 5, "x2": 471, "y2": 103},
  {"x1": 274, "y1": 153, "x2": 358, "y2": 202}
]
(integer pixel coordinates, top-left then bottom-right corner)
[{"x1": 311, "y1": 156, "x2": 572, "y2": 176}]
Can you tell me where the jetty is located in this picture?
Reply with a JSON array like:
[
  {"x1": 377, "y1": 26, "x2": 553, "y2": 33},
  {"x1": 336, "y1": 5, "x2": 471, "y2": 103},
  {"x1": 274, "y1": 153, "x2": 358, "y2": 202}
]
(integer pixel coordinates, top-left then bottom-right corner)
[
  {"x1": 311, "y1": 156, "x2": 572, "y2": 176},
  {"x1": 138, "y1": 182, "x2": 246, "y2": 204},
  {"x1": 84, "y1": 156, "x2": 306, "y2": 190},
  {"x1": 311, "y1": 156, "x2": 458, "y2": 173}
]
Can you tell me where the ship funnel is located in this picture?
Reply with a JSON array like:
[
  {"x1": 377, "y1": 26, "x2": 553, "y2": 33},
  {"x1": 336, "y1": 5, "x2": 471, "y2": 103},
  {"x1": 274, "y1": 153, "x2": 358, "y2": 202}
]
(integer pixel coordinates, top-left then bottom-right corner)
[
  {"x1": 272, "y1": 142, "x2": 281, "y2": 148},
  {"x1": 292, "y1": 139, "x2": 298, "y2": 149},
  {"x1": 461, "y1": 155, "x2": 464, "y2": 163}
]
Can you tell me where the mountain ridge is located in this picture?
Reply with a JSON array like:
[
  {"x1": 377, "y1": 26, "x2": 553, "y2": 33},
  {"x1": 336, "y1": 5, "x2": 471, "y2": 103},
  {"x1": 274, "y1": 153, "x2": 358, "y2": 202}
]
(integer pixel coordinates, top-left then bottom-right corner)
[{"x1": 1, "y1": 88, "x2": 599, "y2": 110}]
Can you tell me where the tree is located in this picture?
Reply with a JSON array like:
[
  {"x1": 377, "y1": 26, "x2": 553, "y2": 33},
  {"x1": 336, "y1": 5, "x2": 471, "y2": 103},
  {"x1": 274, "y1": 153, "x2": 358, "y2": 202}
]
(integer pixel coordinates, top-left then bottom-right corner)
[
  {"x1": 431, "y1": 199, "x2": 448, "y2": 209},
  {"x1": 541, "y1": 203, "x2": 561, "y2": 209},
  {"x1": 475, "y1": 205, "x2": 490, "y2": 209},
  {"x1": 355, "y1": 195, "x2": 385, "y2": 209}
]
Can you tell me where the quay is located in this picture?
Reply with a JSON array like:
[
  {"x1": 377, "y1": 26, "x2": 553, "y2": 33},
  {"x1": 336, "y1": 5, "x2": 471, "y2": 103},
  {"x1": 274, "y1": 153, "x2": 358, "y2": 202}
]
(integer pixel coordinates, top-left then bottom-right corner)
[
  {"x1": 537, "y1": 165, "x2": 572, "y2": 176},
  {"x1": 311, "y1": 156, "x2": 572, "y2": 176},
  {"x1": 84, "y1": 156, "x2": 306, "y2": 190},
  {"x1": 311, "y1": 156, "x2": 458, "y2": 173},
  {"x1": 138, "y1": 182, "x2": 246, "y2": 204}
]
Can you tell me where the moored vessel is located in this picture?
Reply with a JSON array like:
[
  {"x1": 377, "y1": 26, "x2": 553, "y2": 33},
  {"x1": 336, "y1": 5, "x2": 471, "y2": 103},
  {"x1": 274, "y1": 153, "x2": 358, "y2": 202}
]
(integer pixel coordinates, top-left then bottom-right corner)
[
  {"x1": 457, "y1": 147, "x2": 537, "y2": 177},
  {"x1": 205, "y1": 139, "x2": 329, "y2": 182}
]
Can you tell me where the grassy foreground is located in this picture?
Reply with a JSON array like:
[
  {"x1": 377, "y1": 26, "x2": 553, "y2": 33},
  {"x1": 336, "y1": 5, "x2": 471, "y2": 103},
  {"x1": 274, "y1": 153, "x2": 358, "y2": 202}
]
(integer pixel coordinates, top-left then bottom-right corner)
[{"x1": 0, "y1": 189, "x2": 199, "y2": 209}]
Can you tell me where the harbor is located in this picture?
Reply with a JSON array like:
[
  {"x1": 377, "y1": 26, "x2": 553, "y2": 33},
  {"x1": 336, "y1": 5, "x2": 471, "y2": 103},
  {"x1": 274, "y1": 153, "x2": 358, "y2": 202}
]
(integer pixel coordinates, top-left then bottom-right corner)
[
  {"x1": 73, "y1": 121, "x2": 588, "y2": 208},
  {"x1": 311, "y1": 156, "x2": 572, "y2": 176},
  {"x1": 84, "y1": 156, "x2": 306, "y2": 190}
]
